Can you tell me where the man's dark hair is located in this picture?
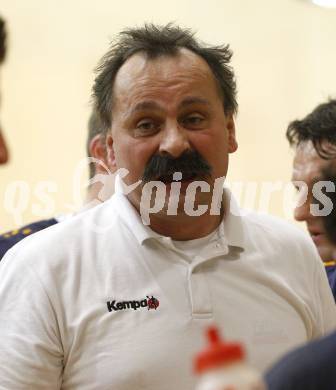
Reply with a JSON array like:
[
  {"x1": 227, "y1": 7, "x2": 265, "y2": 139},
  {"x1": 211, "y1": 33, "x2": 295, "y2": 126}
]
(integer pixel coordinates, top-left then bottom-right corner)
[
  {"x1": 93, "y1": 23, "x2": 237, "y2": 132},
  {"x1": 286, "y1": 99, "x2": 336, "y2": 159},
  {"x1": 87, "y1": 110, "x2": 105, "y2": 179},
  {"x1": 322, "y1": 166, "x2": 336, "y2": 245},
  {"x1": 0, "y1": 17, "x2": 6, "y2": 64}
]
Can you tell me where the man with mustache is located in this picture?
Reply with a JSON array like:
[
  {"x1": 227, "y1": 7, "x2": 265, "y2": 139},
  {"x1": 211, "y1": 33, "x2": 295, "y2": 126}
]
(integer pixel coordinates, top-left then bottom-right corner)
[
  {"x1": 287, "y1": 99, "x2": 336, "y2": 299},
  {"x1": 0, "y1": 24, "x2": 335, "y2": 389}
]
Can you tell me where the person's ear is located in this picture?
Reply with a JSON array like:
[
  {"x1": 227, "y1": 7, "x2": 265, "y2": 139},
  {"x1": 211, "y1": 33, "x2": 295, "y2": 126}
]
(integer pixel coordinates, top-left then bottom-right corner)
[
  {"x1": 226, "y1": 114, "x2": 238, "y2": 154},
  {"x1": 105, "y1": 133, "x2": 117, "y2": 168},
  {"x1": 89, "y1": 134, "x2": 109, "y2": 174},
  {"x1": 0, "y1": 129, "x2": 9, "y2": 164}
]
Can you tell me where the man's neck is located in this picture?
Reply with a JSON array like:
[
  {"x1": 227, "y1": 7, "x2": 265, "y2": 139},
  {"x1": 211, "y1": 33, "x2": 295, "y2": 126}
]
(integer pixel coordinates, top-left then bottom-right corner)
[{"x1": 85, "y1": 183, "x2": 103, "y2": 205}]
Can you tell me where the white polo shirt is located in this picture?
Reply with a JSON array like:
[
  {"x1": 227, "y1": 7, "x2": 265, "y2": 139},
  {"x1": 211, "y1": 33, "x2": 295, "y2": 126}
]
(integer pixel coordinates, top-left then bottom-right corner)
[{"x1": 0, "y1": 191, "x2": 335, "y2": 390}]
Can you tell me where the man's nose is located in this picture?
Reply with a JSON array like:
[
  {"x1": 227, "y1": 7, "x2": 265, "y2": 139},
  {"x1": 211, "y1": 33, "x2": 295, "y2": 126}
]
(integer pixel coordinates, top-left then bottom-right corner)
[
  {"x1": 294, "y1": 199, "x2": 311, "y2": 222},
  {"x1": 159, "y1": 121, "x2": 191, "y2": 158}
]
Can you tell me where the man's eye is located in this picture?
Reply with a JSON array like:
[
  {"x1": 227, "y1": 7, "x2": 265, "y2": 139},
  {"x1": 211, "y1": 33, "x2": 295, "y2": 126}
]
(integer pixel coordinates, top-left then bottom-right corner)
[
  {"x1": 134, "y1": 120, "x2": 159, "y2": 136},
  {"x1": 292, "y1": 182, "x2": 306, "y2": 193},
  {"x1": 137, "y1": 120, "x2": 155, "y2": 130},
  {"x1": 181, "y1": 114, "x2": 205, "y2": 128}
]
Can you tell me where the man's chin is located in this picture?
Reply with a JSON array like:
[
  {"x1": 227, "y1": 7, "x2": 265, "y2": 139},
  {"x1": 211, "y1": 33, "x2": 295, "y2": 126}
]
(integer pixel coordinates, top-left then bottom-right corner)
[
  {"x1": 315, "y1": 243, "x2": 336, "y2": 262},
  {"x1": 311, "y1": 233, "x2": 326, "y2": 246},
  {"x1": 166, "y1": 179, "x2": 193, "y2": 190},
  {"x1": 136, "y1": 178, "x2": 216, "y2": 221}
]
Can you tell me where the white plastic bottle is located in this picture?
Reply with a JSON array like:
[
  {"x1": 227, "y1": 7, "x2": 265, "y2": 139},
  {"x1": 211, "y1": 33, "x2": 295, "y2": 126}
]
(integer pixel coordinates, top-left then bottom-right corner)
[{"x1": 194, "y1": 326, "x2": 266, "y2": 390}]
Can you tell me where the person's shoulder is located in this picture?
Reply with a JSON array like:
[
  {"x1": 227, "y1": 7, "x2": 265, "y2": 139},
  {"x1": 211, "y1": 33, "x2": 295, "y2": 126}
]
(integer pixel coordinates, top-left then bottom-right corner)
[
  {"x1": 3, "y1": 197, "x2": 119, "y2": 259},
  {"x1": 0, "y1": 218, "x2": 58, "y2": 240},
  {"x1": 265, "y1": 331, "x2": 336, "y2": 390},
  {"x1": 325, "y1": 265, "x2": 336, "y2": 298},
  {"x1": 0, "y1": 218, "x2": 58, "y2": 260}
]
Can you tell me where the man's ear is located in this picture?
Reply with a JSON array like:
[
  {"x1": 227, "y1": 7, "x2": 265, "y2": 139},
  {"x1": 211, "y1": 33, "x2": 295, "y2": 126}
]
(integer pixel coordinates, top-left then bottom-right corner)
[
  {"x1": 226, "y1": 114, "x2": 238, "y2": 154},
  {"x1": 105, "y1": 133, "x2": 117, "y2": 169},
  {"x1": 0, "y1": 129, "x2": 9, "y2": 164},
  {"x1": 89, "y1": 134, "x2": 109, "y2": 174}
]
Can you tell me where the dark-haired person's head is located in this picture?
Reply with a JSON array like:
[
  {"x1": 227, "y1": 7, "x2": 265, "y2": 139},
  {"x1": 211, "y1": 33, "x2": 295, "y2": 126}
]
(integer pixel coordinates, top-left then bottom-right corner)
[
  {"x1": 93, "y1": 24, "x2": 237, "y2": 131},
  {"x1": 0, "y1": 16, "x2": 9, "y2": 165},
  {"x1": 287, "y1": 99, "x2": 336, "y2": 261},
  {"x1": 92, "y1": 23, "x2": 238, "y2": 222}
]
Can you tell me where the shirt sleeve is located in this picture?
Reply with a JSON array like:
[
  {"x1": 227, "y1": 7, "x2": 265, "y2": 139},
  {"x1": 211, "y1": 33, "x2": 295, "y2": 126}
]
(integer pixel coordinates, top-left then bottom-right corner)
[{"x1": 0, "y1": 248, "x2": 63, "y2": 389}]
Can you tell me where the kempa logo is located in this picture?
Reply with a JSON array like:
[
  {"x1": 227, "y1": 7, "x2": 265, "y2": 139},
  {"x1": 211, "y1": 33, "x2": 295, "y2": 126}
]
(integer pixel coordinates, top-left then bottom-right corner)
[{"x1": 106, "y1": 295, "x2": 160, "y2": 312}]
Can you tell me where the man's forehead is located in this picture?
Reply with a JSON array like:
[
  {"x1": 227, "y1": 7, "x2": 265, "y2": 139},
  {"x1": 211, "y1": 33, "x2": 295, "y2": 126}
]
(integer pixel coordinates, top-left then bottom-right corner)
[
  {"x1": 113, "y1": 48, "x2": 216, "y2": 94},
  {"x1": 294, "y1": 142, "x2": 326, "y2": 164},
  {"x1": 292, "y1": 141, "x2": 336, "y2": 180}
]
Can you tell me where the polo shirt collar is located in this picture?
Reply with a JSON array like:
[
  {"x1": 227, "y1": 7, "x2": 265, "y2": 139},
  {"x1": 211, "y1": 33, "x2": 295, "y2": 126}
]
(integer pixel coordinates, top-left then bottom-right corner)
[
  {"x1": 113, "y1": 174, "x2": 161, "y2": 243},
  {"x1": 222, "y1": 187, "x2": 246, "y2": 250},
  {"x1": 114, "y1": 192, "x2": 162, "y2": 244}
]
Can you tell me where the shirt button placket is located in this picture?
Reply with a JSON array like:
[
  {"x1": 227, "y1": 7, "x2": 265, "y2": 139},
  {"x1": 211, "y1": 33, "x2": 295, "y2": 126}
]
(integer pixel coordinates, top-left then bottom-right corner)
[{"x1": 188, "y1": 258, "x2": 213, "y2": 319}]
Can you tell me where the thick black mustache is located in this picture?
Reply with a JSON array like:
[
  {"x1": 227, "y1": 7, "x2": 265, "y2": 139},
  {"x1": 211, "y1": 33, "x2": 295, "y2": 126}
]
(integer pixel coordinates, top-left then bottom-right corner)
[{"x1": 142, "y1": 150, "x2": 212, "y2": 183}]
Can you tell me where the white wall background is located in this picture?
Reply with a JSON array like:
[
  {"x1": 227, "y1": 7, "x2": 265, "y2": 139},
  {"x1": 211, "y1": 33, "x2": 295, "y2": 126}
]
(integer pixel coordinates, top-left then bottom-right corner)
[{"x1": 0, "y1": 0, "x2": 335, "y2": 231}]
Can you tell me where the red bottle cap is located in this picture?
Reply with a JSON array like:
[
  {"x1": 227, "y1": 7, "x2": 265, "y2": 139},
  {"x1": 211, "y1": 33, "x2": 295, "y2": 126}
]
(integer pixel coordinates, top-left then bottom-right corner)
[{"x1": 194, "y1": 326, "x2": 245, "y2": 374}]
